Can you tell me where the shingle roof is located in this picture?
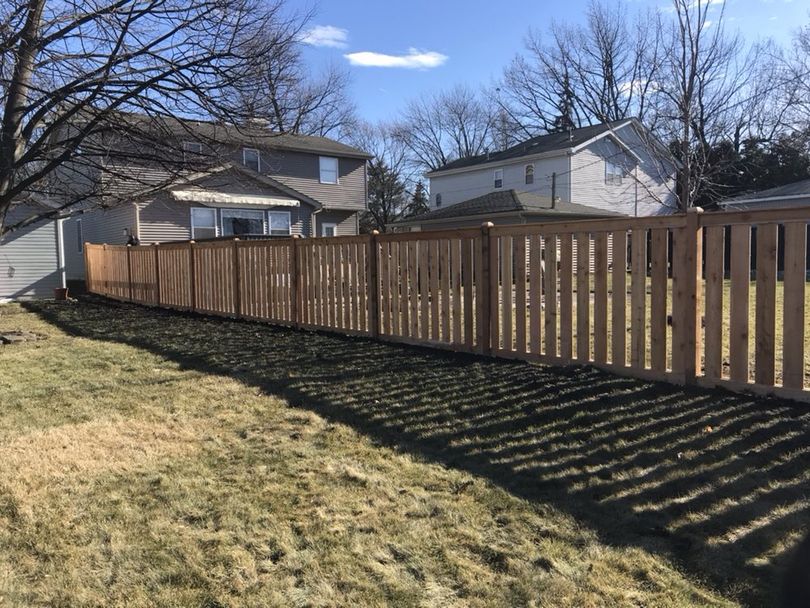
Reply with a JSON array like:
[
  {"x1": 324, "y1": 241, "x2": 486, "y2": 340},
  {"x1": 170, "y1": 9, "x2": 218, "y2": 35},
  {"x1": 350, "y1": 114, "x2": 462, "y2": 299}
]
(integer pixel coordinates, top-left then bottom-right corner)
[
  {"x1": 427, "y1": 120, "x2": 631, "y2": 174},
  {"x1": 94, "y1": 112, "x2": 372, "y2": 159},
  {"x1": 723, "y1": 177, "x2": 810, "y2": 204},
  {"x1": 394, "y1": 190, "x2": 623, "y2": 225}
]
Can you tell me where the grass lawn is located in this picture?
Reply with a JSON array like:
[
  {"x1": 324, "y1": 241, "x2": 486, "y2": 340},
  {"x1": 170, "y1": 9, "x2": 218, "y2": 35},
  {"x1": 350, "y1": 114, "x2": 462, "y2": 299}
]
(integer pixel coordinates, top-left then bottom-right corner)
[{"x1": 1, "y1": 299, "x2": 807, "y2": 607}]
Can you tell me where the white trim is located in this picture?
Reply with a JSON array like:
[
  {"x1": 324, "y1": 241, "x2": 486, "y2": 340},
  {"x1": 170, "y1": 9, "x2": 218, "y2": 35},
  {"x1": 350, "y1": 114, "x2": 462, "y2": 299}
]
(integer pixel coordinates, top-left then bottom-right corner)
[
  {"x1": 56, "y1": 218, "x2": 66, "y2": 289},
  {"x1": 319, "y1": 156, "x2": 339, "y2": 184},
  {"x1": 321, "y1": 222, "x2": 338, "y2": 237},
  {"x1": 268, "y1": 210, "x2": 292, "y2": 236},
  {"x1": 242, "y1": 147, "x2": 261, "y2": 172},
  {"x1": 190, "y1": 206, "x2": 218, "y2": 239}
]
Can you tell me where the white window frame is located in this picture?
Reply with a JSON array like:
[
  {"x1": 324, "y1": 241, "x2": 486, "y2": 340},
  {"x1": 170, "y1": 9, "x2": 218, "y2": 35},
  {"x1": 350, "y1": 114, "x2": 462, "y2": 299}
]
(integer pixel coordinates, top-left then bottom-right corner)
[
  {"x1": 221, "y1": 208, "x2": 266, "y2": 236},
  {"x1": 319, "y1": 156, "x2": 339, "y2": 184},
  {"x1": 525, "y1": 164, "x2": 534, "y2": 185},
  {"x1": 190, "y1": 207, "x2": 218, "y2": 240},
  {"x1": 435, "y1": 193, "x2": 442, "y2": 208},
  {"x1": 268, "y1": 210, "x2": 292, "y2": 236},
  {"x1": 76, "y1": 219, "x2": 83, "y2": 253},
  {"x1": 242, "y1": 147, "x2": 261, "y2": 172},
  {"x1": 321, "y1": 222, "x2": 338, "y2": 237},
  {"x1": 605, "y1": 160, "x2": 624, "y2": 186},
  {"x1": 494, "y1": 168, "x2": 504, "y2": 189}
]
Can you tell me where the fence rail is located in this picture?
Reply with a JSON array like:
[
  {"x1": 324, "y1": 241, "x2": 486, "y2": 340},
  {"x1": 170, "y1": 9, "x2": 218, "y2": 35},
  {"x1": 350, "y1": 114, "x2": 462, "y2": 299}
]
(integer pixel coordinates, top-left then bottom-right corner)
[{"x1": 85, "y1": 207, "x2": 810, "y2": 403}]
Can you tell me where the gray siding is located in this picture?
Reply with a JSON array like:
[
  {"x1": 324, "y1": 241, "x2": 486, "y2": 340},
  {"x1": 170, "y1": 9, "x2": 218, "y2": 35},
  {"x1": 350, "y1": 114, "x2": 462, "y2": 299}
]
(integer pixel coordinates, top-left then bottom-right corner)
[
  {"x1": 0, "y1": 205, "x2": 61, "y2": 300},
  {"x1": 63, "y1": 204, "x2": 134, "y2": 280},
  {"x1": 315, "y1": 210, "x2": 358, "y2": 237}
]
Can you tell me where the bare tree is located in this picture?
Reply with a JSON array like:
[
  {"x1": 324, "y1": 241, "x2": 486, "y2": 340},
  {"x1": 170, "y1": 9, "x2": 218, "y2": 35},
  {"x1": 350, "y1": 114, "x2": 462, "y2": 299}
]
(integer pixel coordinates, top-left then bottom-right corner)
[
  {"x1": 499, "y1": 1, "x2": 664, "y2": 137},
  {"x1": 0, "y1": 0, "x2": 302, "y2": 236},
  {"x1": 394, "y1": 85, "x2": 500, "y2": 172}
]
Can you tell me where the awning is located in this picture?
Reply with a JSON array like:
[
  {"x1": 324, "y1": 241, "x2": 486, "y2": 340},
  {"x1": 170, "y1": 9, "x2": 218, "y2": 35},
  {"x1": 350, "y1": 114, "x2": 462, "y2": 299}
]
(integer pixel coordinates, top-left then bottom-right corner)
[{"x1": 170, "y1": 189, "x2": 300, "y2": 208}]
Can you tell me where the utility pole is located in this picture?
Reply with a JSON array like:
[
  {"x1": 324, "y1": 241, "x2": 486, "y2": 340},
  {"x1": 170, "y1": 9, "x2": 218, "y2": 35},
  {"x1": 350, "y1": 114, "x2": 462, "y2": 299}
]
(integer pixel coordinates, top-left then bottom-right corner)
[{"x1": 551, "y1": 172, "x2": 557, "y2": 209}]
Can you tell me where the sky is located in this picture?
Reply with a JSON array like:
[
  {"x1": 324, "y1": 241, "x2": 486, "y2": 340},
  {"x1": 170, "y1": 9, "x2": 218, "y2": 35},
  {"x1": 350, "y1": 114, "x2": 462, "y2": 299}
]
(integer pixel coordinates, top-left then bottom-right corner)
[{"x1": 293, "y1": 0, "x2": 809, "y2": 127}]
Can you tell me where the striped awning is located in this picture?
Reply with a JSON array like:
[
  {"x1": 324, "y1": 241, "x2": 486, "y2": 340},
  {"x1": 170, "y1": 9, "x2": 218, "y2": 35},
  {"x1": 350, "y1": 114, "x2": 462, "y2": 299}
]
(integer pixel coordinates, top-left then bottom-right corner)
[{"x1": 171, "y1": 189, "x2": 299, "y2": 208}]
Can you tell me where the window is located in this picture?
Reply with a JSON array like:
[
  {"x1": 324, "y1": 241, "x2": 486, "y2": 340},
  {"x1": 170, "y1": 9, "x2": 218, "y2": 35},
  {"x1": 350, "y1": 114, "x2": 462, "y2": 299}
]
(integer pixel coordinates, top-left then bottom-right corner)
[
  {"x1": 183, "y1": 141, "x2": 202, "y2": 161},
  {"x1": 494, "y1": 168, "x2": 503, "y2": 189},
  {"x1": 191, "y1": 207, "x2": 217, "y2": 239},
  {"x1": 606, "y1": 161, "x2": 624, "y2": 185},
  {"x1": 436, "y1": 193, "x2": 442, "y2": 208},
  {"x1": 242, "y1": 148, "x2": 260, "y2": 172},
  {"x1": 525, "y1": 164, "x2": 534, "y2": 185},
  {"x1": 319, "y1": 156, "x2": 338, "y2": 184},
  {"x1": 76, "y1": 219, "x2": 83, "y2": 253},
  {"x1": 221, "y1": 209, "x2": 264, "y2": 236},
  {"x1": 268, "y1": 211, "x2": 292, "y2": 236},
  {"x1": 321, "y1": 222, "x2": 337, "y2": 237}
]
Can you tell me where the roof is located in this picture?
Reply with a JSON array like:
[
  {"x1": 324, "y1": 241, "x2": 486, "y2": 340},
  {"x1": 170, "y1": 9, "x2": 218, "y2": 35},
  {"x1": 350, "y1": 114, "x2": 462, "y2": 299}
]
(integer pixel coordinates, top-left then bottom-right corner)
[
  {"x1": 393, "y1": 190, "x2": 623, "y2": 226},
  {"x1": 91, "y1": 111, "x2": 372, "y2": 160},
  {"x1": 722, "y1": 177, "x2": 810, "y2": 207},
  {"x1": 427, "y1": 120, "x2": 633, "y2": 175}
]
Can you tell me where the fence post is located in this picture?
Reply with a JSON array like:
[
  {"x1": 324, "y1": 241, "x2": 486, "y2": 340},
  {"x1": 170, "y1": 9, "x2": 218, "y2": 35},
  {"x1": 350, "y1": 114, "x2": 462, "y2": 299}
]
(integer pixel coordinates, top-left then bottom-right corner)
[
  {"x1": 188, "y1": 241, "x2": 196, "y2": 312},
  {"x1": 153, "y1": 243, "x2": 161, "y2": 306},
  {"x1": 232, "y1": 238, "x2": 241, "y2": 317},
  {"x1": 291, "y1": 235, "x2": 301, "y2": 328},
  {"x1": 479, "y1": 222, "x2": 494, "y2": 356},
  {"x1": 126, "y1": 244, "x2": 134, "y2": 302},
  {"x1": 368, "y1": 231, "x2": 380, "y2": 337},
  {"x1": 672, "y1": 207, "x2": 703, "y2": 384},
  {"x1": 84, "y1": 244, "x2": 91, "y2": 293},
  {"x1": 102, "y1": 244, "x2": 108, "y2": 295}
]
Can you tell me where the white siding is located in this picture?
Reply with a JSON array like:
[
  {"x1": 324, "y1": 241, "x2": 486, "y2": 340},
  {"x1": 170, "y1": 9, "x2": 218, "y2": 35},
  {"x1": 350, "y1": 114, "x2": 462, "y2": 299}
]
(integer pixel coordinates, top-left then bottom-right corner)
[
  {"x1": 0, "y1": 205, "x2": 61, "y2": 300},
  {"x1": 429, "y1": 156, "x2": 571, "y2": 209}
]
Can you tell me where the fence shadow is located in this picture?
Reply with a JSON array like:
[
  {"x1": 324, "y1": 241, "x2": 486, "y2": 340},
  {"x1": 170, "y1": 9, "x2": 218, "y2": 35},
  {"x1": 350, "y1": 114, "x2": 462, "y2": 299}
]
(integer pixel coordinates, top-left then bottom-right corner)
[{"x1": 25, "y1": 296, "x2": 810, "y2": 607}]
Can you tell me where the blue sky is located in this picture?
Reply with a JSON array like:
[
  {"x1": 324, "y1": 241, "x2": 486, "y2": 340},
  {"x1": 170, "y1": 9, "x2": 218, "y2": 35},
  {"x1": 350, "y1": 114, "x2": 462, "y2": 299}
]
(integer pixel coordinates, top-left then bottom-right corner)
[{"x1": 295, "y1": 0, "x2": 809, "y2": 125}]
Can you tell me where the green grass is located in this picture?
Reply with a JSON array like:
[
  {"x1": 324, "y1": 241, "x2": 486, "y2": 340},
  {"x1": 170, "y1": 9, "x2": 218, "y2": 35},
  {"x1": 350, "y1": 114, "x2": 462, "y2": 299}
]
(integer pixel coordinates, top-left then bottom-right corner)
[{"x1": 1, "y1": 298, "x2": 807, "y2": 606}]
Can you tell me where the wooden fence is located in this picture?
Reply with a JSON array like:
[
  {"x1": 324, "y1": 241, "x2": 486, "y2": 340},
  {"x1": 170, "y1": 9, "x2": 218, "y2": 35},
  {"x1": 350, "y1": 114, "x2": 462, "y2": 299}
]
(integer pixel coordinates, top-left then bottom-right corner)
[{"x1": 85, "y1": 207, "x2": 810, "y2": 403}]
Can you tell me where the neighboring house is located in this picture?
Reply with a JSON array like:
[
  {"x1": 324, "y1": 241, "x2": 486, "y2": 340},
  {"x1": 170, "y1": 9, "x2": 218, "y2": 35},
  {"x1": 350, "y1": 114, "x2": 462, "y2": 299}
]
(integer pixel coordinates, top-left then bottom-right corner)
[
  {"x1": 391, "y1": 190, "x2": 621, "y2": 231},
  {"x1": 1, "y1": 201, "x2": 67, "y2": 301},
  {"x1": 59, "y1": 116, "x2": 371, "y2": 282},
  {"x1": 719, "y1": 177, "x2": 810, "y2": 211},
  {"x1": 402, "y1": 119, "x2": 677, "y2": 231}
]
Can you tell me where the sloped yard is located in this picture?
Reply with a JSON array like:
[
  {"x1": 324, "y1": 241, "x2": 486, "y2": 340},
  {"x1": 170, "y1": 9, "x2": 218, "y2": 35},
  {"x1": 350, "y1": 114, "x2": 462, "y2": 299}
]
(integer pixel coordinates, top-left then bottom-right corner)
[{"x1": 1, "y1": 298, "x2": 807, "y2": 606}]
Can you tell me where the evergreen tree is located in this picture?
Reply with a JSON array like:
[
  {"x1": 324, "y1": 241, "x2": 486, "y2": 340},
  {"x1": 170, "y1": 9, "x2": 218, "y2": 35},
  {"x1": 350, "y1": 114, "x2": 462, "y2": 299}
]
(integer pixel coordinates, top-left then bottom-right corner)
[
  {"x1": 550, "y1": 73, "x2": 577, "y2": 134},
  {"x1": 360, "y1": 159, "x2": 407, "y2": 233},
  {"x1": 406, "y1": 181, "x2": 430, "y2": 218}
]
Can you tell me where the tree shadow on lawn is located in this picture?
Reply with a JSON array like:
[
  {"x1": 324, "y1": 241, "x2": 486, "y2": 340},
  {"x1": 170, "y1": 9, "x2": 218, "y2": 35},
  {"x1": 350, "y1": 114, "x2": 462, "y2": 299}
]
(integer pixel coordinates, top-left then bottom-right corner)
[{"x1": 24, "y1": 296, "x2": 810, "y2": 607}]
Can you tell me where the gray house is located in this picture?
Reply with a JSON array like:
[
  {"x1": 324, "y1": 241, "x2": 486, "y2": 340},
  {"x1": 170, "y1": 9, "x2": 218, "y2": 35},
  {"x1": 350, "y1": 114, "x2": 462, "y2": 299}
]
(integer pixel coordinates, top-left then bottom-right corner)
[
  {"x1": 61, "y1": 116, "x2": 371, "y2": 282},
  {"x1": 719, "y1": 177, "x2": 810, "y2": 210},
  {"x1": 0, "y1": 201, "x2": 66, "y2": 301}
]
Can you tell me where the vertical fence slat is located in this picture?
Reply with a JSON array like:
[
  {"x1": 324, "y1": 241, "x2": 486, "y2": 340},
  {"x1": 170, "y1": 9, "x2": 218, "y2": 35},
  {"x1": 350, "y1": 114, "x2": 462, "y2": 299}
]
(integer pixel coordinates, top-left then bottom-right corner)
[
  {"x1": 755, "y1": 224, "x2": 777, "y2": 386},
  {"x1": 450, "y1": 239, "x2": 462, "y2": 345},
  {"x1": 409, "y1": 241, "x2": 419, "y2": 338},
  {"x1": 650, "y1": 229, "x2": 668, "y2": 372},
  {"x1": 514, "y1": 235, "x2": 527, "y2": 355},
  {"x1": 576, "y1": 232, "x2": 590, "y2": 362},
  {"x1": 631, "y1": 229, "x2": 647, "y2": 369},
  {"x1": 729, "y1": 225, "x2": 750, "y2": 383},
  {"x1": 500, "y1": 235, "x2": 513, "y2": 352},
  {"x1": 441, "y1": 239, "x2": 451, "y2": 342},
  {"x1": 704, "y1": 226, "x2": 724, "y2": 380},
  {"x1": 429, "y1": 240, "x2": 440, "y2": 341},
  {"x1": 529, "y1": 235, "x2": 542, "y2": 355},
  {"x1": 420, "y1": 239, "x2": 430, "y2": 341},
  {"x1": 463, "y1": 239, "x2": 474, "y2": 349},
  {"x1": 593, "y1": 232, "x2": 608, "y2": 364},
  {"x1": 544, "y1": 235, "x2": 558, "y2": 358},
  {"x1": 559, "y1": 234, "x2": 573, "y2": 360},
  {"x1": 611, "y1": 230, "x2": 627, "y2": 366},
  {"x1": 783, "y1": 222, "x2": 806, "y2": 390}
]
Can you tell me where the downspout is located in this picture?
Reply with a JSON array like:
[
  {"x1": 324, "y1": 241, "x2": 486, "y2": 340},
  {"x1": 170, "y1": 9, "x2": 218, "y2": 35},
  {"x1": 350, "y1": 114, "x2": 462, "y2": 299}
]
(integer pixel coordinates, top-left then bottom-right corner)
[
  {"x1": 634, "y1": 166, "x2": 639, "y2": 217},
  {"x1": 56, "y1": 217, "x2": 66, "y2": 288},
  {"x1": 311, "y1": 207, "x2": 322, "y2": 237},
  {"x1": 133, "y1": 202, "x2": 141, "y2": 241}
]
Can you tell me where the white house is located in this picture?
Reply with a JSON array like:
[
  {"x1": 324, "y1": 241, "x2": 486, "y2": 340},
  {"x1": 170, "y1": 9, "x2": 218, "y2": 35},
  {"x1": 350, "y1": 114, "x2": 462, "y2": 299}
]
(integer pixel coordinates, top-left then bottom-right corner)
[{"x1": 404, "y1": 119, "x2": 678, "y2": 230}]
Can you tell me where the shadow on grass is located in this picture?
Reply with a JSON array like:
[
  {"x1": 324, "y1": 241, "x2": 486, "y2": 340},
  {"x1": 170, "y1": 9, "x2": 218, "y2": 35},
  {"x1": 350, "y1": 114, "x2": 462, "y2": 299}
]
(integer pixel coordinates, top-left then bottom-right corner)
[{"x1": 25, "y1": 296, "x2": 810, "y2": 607}]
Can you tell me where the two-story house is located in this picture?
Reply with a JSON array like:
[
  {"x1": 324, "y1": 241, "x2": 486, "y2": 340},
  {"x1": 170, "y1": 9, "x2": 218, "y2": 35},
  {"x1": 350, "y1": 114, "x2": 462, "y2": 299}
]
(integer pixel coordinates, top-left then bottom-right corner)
[
  {"x1": 60, "y1": 115, "x2": 371, "y2": 282},
  {"x1": 393, "y1": 119, "x2": 678, "y2": 231}
]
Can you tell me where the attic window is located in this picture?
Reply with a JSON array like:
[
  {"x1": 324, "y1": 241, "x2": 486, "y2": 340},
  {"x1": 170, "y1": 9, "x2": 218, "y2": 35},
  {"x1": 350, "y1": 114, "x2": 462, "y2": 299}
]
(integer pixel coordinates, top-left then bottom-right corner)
[
  {"x1": 243, "y1": 148, "x2": 260, "y2": 172},
  {"x1": 436, "y1": 193, "x2": 442, "y2": 207},
  {"x1": 494, "y1": 169, "x2": 503, "y2": 189},
  {"x1": 525, "y1": 164, "x2": 534, "y2": 185},
  {"x1": 605, "y1": 161, "x2": 624, "y2": 186}
]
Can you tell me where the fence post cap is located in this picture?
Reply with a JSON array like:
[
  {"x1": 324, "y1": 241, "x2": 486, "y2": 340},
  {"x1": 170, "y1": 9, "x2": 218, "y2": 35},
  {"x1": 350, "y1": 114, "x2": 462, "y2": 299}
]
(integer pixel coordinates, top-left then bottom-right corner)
[
  {"x1": 481, "y1": 221, "x2": 494, "y2": 228},
  {"x1": 687, "y1": 206, "x2": 705, "y2": 215},
  {"x1": 292, "y1": 234, "x2": 301, "y2": 239},
  {"x1": 371, "y1": 230, "x2": 380, "y2": 235}
]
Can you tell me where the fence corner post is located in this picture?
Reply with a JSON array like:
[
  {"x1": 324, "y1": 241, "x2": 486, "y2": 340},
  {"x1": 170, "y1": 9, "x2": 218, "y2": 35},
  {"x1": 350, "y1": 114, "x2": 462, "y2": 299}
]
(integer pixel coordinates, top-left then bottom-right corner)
[
  {"x1": 368, "y1": 230, "x2": 380, "y2": 338},
  {"x1": 291, "y1": 235, "x2": 301, "y2": 328},
  {"x1": 232, "y1": 238, "x2": 241, "y2": 317},
  {"x1": 673, "y1": 207, "x2": 703, "y2": 384},
  {"x1": 153, "y1": 242, "x2": 161, "y2": 306},
  {"x1": 479, "y1": 222, "x2": 494, "y2": 356},
  {"x1": 126, "y1": 244, "x2": 134, "y2": 302},
  {"x1": 188, "y1": 240, "x2": 196, "y2": 312}
]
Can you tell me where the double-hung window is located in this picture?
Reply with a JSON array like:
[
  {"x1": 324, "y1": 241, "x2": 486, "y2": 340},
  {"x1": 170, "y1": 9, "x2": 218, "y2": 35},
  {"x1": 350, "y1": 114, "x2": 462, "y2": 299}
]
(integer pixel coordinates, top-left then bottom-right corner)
[
  {"x1": 243, "y1": 148, "x2": 261, "y2": 172},
  {"x1": 606, "y1": 161, "x2": 624, "y2": 186},
  {"x1": 221, "y1": 209, "x2": 264, "y2": 236},
  {"x1": 435, "y1": 193, "x2": 442, "y2": 208},
  {"x1": 319, "y1": 156, "x2": 338, "y2": 184},
  {"x1": 268, "y1": 211, "x2": 291, "y2": 236},
  {"x1": 494, "y1": 168, "x2": 504, "y2": 189},
  {"x1": 191, "y1": 207, "x2": 217, "y2": 239},
  {"x1": 525, "y1": 164, "x2": 534, "y2": 185}
]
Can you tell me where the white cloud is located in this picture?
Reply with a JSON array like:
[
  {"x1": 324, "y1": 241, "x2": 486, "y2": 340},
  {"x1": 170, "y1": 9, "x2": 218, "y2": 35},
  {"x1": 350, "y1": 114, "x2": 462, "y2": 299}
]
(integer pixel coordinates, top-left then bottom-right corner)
[
  {"x1": 344, "y1": 48, "x2": 448, "y2": 69},
  {"x1": 301, "y1": 25, "x2": 348, "y2": 49}
]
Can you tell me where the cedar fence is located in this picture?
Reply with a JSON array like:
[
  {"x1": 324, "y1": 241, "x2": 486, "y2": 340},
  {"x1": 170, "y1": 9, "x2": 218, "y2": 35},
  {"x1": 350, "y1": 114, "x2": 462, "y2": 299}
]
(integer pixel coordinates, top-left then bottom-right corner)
[{"x1": 85, "y1": 207, "x2": 810, "y2": 403}]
